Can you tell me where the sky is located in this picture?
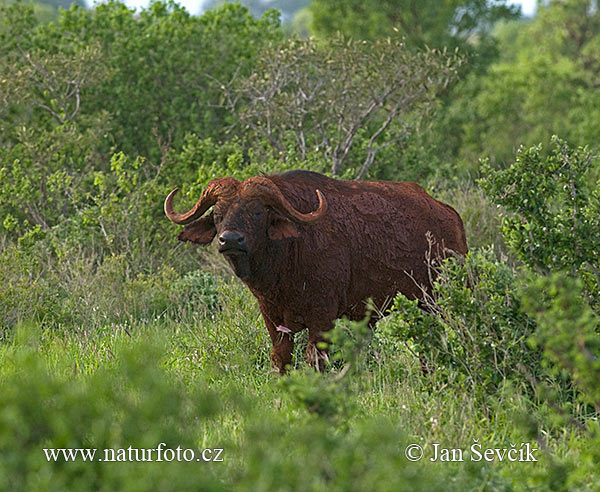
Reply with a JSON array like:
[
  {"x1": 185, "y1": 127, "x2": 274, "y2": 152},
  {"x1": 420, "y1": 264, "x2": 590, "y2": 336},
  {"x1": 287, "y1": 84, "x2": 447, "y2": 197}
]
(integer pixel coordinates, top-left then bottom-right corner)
[{"x1": 85, "y1": 0, "x2": 538, "y2": 18}]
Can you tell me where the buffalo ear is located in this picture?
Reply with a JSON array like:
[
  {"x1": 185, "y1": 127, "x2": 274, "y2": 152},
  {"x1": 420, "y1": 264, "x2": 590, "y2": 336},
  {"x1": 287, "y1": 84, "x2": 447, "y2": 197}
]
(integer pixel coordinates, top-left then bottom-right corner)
[
  {"x1": 268, "y1": 217, "x2": 301, "y2": 241},
  {"x1": 178, "y1": 214, "x2": 216, "y2": 245}
]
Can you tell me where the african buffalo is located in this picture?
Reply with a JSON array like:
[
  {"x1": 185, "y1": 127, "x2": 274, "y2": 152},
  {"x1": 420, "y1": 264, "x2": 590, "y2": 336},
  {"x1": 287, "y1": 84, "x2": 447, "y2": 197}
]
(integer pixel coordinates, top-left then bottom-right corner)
[{"x1": 165, "y1": 170, "x2": 467, "y2": 373}]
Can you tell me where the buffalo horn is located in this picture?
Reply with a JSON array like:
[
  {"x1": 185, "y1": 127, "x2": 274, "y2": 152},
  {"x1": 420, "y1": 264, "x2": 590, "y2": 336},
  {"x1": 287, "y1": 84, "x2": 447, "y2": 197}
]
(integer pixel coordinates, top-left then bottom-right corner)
[
  {"x1": 164, "y1": 177, "x2": 239, "y2": 225},
  {"x1": 241, "y1": 177, "x2": 327, "y2": 225}
]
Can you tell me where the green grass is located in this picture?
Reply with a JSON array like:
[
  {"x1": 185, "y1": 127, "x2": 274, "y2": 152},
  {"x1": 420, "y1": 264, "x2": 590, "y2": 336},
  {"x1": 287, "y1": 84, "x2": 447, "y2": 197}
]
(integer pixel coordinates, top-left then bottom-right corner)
[
  {"x1": 0, "y1": 176, "x2": 597, "y2": 490},
  {"x1": 0, "y1": 272, "x2": 594, "y2": 491}
]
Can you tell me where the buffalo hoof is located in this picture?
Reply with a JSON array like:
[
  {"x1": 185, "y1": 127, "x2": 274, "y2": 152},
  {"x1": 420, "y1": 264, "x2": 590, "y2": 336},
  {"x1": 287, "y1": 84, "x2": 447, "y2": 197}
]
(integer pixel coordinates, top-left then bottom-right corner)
[{"x1": 270, "y1": 352, "x2": 291, "y2": 375}]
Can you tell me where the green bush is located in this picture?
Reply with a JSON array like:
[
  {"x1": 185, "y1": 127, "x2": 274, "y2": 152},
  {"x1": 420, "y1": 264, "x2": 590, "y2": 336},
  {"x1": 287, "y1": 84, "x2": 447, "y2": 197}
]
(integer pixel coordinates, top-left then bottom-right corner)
[
  {"x1": 223, "y1": 34, "x2": 462, "y2": 179},
  {"x1": 456, "y1": 0, "x2": 600, "y2": 166},
  {"x1": 522, "y1": 273, "x2": 600, "y2": 412},
  {"x1": 2, "y1": 1, "x2": 600, "y2": 489},
  {"x1": 384, "y1": 248, "x2": 538, "y2": 398},
  {"x1": 236, "y1": 413, "x2": 502, "y2": 492},
  {"x1": 0, "y1": 1, "x2": 284, "y2": 243},
  {"x1": 480, "y1": 136, "x2": 600, "y2": 308},
  {"x1": 0, "y1": 325, "x2": 225, "y2": 492},
  {"x1": 24, "y1": 1, "x2": 281, "y2": 159},
  {"x1": 0, "y1": 322, "x2": 516, "y2": 492},
  {"x1": 475, "y1": 136, "x2": 600, "y2": 490},
  {"x1": 170, "y1": 134, "x2": 301, "y2": 198},
  {"x1": 0, "y1": 244, "x2": 220, "y2": 332},
  {"x1": 516, "y1": 273, "x2": 600, "y2": 492}
]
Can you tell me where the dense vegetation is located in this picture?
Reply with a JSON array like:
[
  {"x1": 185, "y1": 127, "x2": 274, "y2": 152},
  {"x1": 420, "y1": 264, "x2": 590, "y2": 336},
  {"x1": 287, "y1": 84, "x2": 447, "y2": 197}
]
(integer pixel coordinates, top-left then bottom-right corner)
[{"x1": 1, "y1": 0, "x2": 599, "y2": 490}]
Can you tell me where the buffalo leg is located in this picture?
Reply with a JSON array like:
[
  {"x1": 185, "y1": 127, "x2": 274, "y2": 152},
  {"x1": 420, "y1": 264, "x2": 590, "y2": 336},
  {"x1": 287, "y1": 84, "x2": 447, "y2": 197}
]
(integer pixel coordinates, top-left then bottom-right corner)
[
  {"x1": 260, "y1": 309, "x2": 295, "y2": 373},
  {"x1": 306, "y1": 330, "x2": 329, "y2": 372},
  {"x1": 270, "y1": 332, "x2": 295, "y2": 374}
]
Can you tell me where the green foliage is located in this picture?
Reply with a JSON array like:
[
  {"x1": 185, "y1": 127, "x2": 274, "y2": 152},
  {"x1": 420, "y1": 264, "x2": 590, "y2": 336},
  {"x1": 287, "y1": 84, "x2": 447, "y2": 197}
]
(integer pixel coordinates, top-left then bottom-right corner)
[
  {"x1": 172, "y1": 134, "x2": 299, "y2": 197},
  {"x1": 517, "y1": 273, "x2": 600, "y2": 491},
  {"x1": 309, "y1": 0, "x2": 519, "y2": 53},
  {"x1": 279, "y1": 314, "x2": 373, "y2": 421},
  {"x1": 385, "y1": 249, "x2": 538, "y2": 397},
  {"x1": 522, "y1": 273, "x2": 600, "y2": 412},
  {"x1": 445, "y1": 0, "x2": 600, "y2": 167},
  {"x1": 0, "y1": 116, "x2": 111, "y2": 234},
  {"x1": 1, "y1": 1, "x2": 282, "y2": 161},
  {"x1": 41, "y1": 0, "x2": 85, "y2": 8},
  {"x1": 433, "y1": 182, "x2": 506, "y2": 253},
  {"x1": 477, "y1": 136, "x2": 600, "y2": 489},
  {"x1": 204, "y1": 0, "x2": 309, "y2": 21},
  {"x1": 0, "y1": 0, "x2": 60, "y2": 24},
  {"x1": 480, "y1": 137, "x2": 600, "y2": 307},
  {"x1": 0, "y1": 321, "x2": 510, "y2": 492},
  {"x1": 454, "y1": 49, "x2": 582, "y2": 165},
  {"x1": 0, "y1": 241, "x2": 221, "y2": 332},
  {"x1": 0, "y1": 0, "x2": 289, "y2": 262},
  {"x1": 53, "y1": 0, "x2": 281, "y2": 160},
  {"x1": 2, "y1": 0, "x2": 600, "y2": 489},
  {"x1": 279, "y1": 368, "x2": 354, "y2": 420},
  {"x1": 237, "y1": 413, "x2": 498, "y2": 492},
  {"x1": 0, "y1": 325, "x2": 226, "y2": 492}
]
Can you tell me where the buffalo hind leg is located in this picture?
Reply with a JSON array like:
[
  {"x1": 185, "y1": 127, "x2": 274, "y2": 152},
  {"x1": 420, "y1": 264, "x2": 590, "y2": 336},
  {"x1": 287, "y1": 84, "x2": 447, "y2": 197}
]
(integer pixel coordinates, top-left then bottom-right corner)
[{"x1": 306, "y1": 330, "x2": 329, "y2": 372}]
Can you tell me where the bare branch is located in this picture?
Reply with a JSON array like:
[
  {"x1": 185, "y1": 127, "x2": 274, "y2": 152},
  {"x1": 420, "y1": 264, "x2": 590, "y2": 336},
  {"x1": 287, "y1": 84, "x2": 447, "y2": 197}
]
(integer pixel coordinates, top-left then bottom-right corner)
[{"x1": 215, "y1": 35, "x2": 462, "y2": 177}]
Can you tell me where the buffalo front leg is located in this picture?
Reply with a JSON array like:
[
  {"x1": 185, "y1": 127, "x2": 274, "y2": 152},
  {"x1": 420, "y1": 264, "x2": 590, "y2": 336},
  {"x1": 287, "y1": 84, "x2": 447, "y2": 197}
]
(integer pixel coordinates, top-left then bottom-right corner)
[
  {"x1": 260, "y1": 309, "x2": 295, "y2": 374},
  {"x1": 270, "y1": 332, "x2": 295, "y2": 374}
]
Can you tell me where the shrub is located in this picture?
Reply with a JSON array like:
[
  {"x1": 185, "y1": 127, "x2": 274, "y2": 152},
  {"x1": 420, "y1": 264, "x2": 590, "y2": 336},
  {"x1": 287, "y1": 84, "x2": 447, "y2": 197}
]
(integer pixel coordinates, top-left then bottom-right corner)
[
  {"x1": 222, "y1": 34, "x2": 462, "y2": 178},
  {"x1": 236, "y1": 412, "x2": 501, "y2": 492},
  {"x1": 0, "y1": 322, "x2": 510, "y2": 492},
  {"x1": 0, "y1": 325, "x2": 225, "y2": 492},
  {"x1": 383, "y1": 248, "x2": 538, "y2": 398},
  {"x1": 0, "y1": 243, "x2": 221, "y2": 332},
  {"x1": 480, "y1": 136, "x2": 600, "y2": 309},
  {"x1": 516, "y1": 273, "x2": 600, "y2": 492},
  {"x1": 279, "y1": 314, "x2": 373, "y2": 421},
  {"x1": 522, "y1": 273, "x2": 600, "y2": 412}
]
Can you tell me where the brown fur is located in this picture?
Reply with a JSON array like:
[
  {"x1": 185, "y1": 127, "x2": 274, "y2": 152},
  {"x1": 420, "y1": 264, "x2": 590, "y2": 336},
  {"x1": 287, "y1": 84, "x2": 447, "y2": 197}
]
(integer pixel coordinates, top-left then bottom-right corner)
[{"x1": 173, "y1": 170, "x2": 468, "y2": 373}]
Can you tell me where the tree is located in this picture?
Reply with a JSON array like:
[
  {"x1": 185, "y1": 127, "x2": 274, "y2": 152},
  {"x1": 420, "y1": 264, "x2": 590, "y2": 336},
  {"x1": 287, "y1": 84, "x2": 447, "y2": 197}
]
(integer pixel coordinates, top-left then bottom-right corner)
[
  {"x1": 41, "y1": 0, "x2": 85, "y2": 7},
  {"x1": 0, "y1": 0, "x2": 86, "y2": 24},
  {"x1": 218, "y1": 35, "x2": 462, "y2": 178},
  {"x1": 303, "y1": 0, "x2": 522, "y2": 180},
  {"x1": 204, "y1": 0, "x2": 310, "y2": 21},
  {"x1": 309, "y1": 0, "x2": 520, "y2": 52},
  {"x1": 1, "y1": 1, "x2": 283, "y2": 159},
  {"x1": 0, "y1": 1, "x2": 284, "y2": 235},
  {"x1": 447, "y1": 0, "x2": 600, "y2": 166}
]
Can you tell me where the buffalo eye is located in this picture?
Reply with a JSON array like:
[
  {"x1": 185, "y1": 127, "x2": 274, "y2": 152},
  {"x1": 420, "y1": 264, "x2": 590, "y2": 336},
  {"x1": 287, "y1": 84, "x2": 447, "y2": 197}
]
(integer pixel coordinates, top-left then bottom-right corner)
[{"x1": 254, "y1": 210, "x2": 264, "y2": 218}]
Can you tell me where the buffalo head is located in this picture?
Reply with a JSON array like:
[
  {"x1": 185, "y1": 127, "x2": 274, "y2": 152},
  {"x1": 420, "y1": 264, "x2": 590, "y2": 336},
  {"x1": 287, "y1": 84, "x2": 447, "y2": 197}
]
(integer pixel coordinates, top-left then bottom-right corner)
[{"x1": 164, "y1": 177, "x2": 327, "y2": 280}]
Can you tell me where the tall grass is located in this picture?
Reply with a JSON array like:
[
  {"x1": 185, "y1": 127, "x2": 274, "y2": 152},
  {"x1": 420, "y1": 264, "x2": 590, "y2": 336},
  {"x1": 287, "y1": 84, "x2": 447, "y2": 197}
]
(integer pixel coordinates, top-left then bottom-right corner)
[
  {"x1": 0, "y1": 242, "x2": 591, "y2": 490},
  {"x1": 0, "y1": 172, "x2": 597, "y2": 490}
]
